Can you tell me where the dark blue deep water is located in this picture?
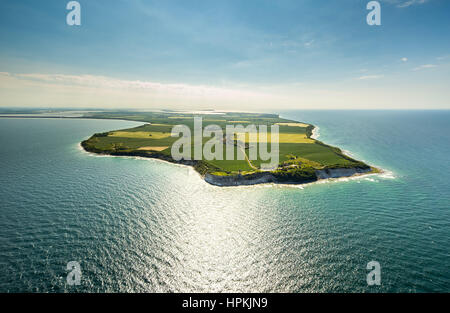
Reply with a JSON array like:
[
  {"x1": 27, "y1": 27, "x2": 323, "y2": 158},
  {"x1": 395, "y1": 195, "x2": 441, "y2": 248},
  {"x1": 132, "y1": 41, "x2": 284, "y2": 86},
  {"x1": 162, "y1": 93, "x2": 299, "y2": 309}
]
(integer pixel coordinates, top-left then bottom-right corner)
[{"x1": 0, "y1": 111, "x2": 449, "y2": 292}]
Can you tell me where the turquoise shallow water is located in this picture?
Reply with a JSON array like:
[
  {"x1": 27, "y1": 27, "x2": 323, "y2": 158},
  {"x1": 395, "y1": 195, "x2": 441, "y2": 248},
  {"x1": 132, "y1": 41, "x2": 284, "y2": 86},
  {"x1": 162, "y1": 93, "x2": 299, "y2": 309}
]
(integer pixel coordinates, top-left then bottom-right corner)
[{"x1": 0, "y1": 111, "x2": 449, "y2": 292}]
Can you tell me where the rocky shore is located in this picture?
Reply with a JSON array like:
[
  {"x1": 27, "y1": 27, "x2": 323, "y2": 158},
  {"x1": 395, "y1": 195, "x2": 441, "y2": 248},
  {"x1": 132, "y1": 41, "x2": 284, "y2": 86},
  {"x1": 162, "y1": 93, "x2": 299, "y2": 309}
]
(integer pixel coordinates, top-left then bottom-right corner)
[{"x1": 203, "y1": 167, "x2": 374, "y2": 187}]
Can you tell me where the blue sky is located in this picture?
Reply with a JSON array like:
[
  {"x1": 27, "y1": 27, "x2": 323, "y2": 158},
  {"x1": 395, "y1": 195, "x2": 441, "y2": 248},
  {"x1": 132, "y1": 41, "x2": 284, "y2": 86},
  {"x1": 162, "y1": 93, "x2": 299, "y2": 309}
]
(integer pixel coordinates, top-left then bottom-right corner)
[{"x1": 0, "y1": 0, "x2": 449, "y2": 110}]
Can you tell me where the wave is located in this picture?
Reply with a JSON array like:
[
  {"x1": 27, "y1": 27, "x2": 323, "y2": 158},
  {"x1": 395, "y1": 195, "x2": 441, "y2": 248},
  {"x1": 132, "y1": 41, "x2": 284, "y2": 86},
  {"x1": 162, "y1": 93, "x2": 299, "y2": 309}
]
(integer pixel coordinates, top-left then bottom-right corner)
[{"x1": 311, "y1": 126, "x2": 320, "y2": 139}]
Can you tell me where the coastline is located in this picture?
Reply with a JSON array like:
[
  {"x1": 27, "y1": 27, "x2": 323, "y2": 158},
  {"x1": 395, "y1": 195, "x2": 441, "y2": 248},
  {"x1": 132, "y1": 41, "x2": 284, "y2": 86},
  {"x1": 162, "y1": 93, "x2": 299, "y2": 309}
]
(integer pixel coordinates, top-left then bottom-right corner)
[
  {"x1": 308, "y1": 125, "x2": 393, "y2": 179},
  {"x1": 311, "y1": 125, "x2": 320, "y2": 140},
  {"x1": 78, "y1": 142, "x2": 384, "y2": 189},
  {"x1": 79, "y1": 122, "x2": 383, "y2": 187}
]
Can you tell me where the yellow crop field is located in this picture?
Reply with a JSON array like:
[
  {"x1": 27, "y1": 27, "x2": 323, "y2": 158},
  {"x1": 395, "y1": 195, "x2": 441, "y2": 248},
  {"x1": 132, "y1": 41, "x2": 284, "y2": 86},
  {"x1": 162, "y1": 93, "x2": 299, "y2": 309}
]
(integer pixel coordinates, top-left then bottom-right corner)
[
  {"x1": 137, "y1": 146, "x2": 169, "y2": 151},
  {"x1": 275, "y1": 122, "x2": 309, "y2": 128},
  {"x1": 234, "y1": 132, "x2": 314, "y2": 143},
  {"x1": 109, "y1": 131, "x2": 171, "y2": 139}
]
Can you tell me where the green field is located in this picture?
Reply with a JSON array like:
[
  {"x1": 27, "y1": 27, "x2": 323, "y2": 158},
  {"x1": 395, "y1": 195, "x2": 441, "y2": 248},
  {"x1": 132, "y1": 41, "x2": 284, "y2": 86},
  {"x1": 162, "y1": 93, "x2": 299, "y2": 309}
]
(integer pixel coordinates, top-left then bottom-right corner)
[{"x1": 81, "y1": 111, "x2": 371, "y2": 181}]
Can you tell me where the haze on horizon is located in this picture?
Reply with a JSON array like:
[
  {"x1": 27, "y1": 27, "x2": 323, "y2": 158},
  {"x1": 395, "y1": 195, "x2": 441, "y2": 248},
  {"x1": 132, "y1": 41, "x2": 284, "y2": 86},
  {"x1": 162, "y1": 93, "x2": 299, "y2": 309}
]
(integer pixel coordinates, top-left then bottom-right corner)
[{"x1": 0, "y1": 0, "x2": 449, "y2": 111}]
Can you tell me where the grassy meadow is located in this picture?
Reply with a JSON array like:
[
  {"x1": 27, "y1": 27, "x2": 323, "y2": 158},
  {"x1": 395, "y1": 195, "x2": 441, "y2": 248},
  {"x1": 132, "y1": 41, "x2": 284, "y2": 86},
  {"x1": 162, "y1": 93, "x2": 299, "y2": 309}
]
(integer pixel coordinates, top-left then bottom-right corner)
[{"x1": 81, "y1": 111, "x2": 369, "y2": 179}]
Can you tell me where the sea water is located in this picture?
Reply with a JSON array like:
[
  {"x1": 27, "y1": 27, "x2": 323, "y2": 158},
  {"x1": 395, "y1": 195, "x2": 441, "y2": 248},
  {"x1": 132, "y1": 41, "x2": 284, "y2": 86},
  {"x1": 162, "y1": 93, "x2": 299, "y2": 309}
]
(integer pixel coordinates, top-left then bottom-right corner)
[{"x1": 0, "y1": 111, "x2": 449, "y2": 292}]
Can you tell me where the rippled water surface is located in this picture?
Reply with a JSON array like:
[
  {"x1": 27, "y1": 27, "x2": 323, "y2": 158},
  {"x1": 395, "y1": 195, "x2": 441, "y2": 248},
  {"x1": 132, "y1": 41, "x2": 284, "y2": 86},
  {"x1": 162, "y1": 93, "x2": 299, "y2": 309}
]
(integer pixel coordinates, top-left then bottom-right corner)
[{"x1": 0, "y1": 111, "x2": 449, "y2": 292}]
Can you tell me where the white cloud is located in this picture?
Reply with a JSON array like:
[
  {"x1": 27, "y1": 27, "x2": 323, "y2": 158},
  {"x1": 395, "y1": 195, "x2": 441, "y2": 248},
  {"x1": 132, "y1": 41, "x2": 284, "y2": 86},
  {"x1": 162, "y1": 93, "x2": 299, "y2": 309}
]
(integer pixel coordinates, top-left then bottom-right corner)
[
  {"x1": 436, "y1": 54, "x2": 450, "y2": 61},
  {"x1": 397, "y1": 0, "x2": 428, "y2": 8},
  {"x1": 1, "y1": 71, "x2": 449, "y2": 110},
  {"x1": 358, "y1": 75, "x2": 384, "y2": 80},
  {"x1": 412, "y1": 64, "x2": 437, "y2": 71},
  {"x1": 401, "y1": 57, "x2": 408, "y2": 62},
  {"x1": 11, "y1": 73, "x2": 266, "y2": 99},
  {"x1": 382, "y1": 0, "x2": 429, "y2": 8},
  {"x1": 0, "y1": 72, "x2": 283, "y2": 110},
  {"x1": 304, "y1": 40, "x2": 315, "y2": 48}
]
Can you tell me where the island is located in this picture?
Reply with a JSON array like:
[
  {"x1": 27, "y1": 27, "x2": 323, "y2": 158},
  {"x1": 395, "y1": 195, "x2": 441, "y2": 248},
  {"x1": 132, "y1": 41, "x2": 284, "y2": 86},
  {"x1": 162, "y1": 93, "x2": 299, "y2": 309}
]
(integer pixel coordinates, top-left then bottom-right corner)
[{"x1": 80, "y1": 111, "x2": 380, "y2": 186}]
